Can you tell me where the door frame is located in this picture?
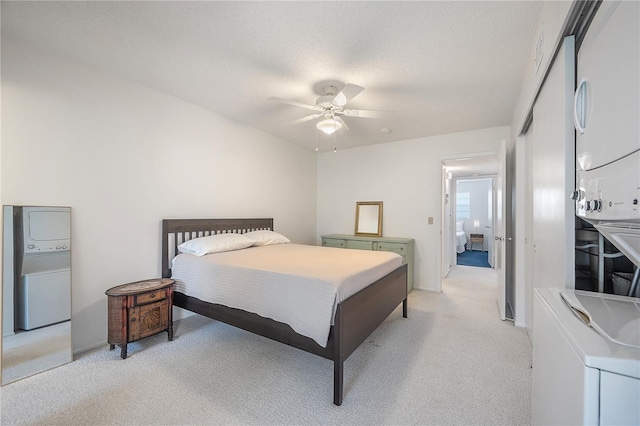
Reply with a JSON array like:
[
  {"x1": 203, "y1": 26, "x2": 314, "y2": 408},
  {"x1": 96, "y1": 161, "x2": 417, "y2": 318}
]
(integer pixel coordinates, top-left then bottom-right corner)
[{"x1": 440, "y1": 151, "x2": 504, "y2": 293}]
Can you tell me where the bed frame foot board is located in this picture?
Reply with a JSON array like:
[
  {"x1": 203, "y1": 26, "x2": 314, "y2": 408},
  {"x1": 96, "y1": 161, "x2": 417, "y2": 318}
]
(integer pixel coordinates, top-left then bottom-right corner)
[
  {"x1": 331, "y1": 263, "x2": 408, "y2": 405},
  {"x1": 173, "y1": 292, "x2": 334, "y2": 359},
  {"x1": 162, "y1": 218, "x2": 408, "y2": 406}
]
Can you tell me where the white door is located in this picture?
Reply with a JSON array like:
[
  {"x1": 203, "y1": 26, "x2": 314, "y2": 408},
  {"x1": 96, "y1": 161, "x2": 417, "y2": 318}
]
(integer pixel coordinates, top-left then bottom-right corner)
[
  {"x1": 495, "y1": 140, "x2": 508, "y2": 320},
  {"x1": 441, "y1": 165, "x2": 452, "y2": 278},
  {"x1": 531, "y1": 36, "x2": 576, "y2": 292}
]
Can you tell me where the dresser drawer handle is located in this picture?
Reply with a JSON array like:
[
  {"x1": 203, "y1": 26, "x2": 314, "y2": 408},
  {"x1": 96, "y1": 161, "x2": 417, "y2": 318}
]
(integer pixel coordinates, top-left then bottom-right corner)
[
  {"x1": 131, "y1": 317, "x2": 136, "y2": 323},
  {"x1": 149, "y1": 293, "x2": 155, "y2": 299}
]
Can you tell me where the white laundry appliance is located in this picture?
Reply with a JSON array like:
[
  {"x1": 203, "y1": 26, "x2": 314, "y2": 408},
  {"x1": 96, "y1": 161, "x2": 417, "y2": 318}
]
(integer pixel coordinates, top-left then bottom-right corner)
[
  {"x1": 532, "y1": 288, "x2": 640, "y2": 425},
  {"x1": 572, "y1": 0, "x2": 640, "y2": 295},
  {"x1": 15, "y1": 206, "x2": 71, "y2": 330},
  {"x1": 534, "y1": 3, "x2": 640, "y2": 424}
]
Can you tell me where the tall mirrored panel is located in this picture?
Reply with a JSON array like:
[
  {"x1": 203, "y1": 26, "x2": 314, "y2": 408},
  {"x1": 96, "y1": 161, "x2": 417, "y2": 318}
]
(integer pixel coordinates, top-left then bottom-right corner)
[{"x1": 2, "y1": 205, "x2": 72, "y2": 385}]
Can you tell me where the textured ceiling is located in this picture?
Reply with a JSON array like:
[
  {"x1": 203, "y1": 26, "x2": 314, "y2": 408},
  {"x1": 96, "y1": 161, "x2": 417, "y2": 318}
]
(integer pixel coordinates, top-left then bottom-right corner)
[{"x1": 1, "y1": 1, "x2": 542, "y2": 152}]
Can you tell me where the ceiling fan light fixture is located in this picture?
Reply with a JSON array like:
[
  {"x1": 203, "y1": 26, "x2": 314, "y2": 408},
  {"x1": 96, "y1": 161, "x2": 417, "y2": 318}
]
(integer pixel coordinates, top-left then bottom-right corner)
[{"x1": 316, "y1": 118, "x2": 342, "y2": 135}]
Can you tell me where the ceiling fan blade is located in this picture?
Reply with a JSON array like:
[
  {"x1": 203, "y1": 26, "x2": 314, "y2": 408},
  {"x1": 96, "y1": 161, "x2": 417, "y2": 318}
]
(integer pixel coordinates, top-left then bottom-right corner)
[
  {"x1": 288, "y1": 113, "x2": 322, "y2": 125},
  {"x1": 334, "y1": 116, "x2": 349, "y2": 131},
  {"x1": 341, "y1": 109, "x2": 394, "y2": 119},
  {"x1": 331, "y1": 84, "x2": 364, "y2": 107},
  {"x1": 268, "y1": 97, "x2": 319, "y2": 111}
]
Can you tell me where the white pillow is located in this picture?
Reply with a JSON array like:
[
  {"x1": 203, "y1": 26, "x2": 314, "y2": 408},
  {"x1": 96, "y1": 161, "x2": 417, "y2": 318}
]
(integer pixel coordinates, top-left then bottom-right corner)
[
  {"x1": 244, "y1": 230, "x2": 290, "y2": 246},
  {"x1": 456, "y1": 221, "x2": 464, "y2": 232},
  {"x1": 177, "y1": 233, "x2": 255, "y2": 256}
]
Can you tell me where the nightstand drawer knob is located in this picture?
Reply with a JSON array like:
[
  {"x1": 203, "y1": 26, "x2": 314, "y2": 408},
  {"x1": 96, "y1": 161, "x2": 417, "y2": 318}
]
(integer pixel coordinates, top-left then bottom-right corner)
[
  {"x1": 149, "y1": 293, "x2": 155, "y2": 299},
  {"x1": 131, "y1": 317, "x2": 136, "y2": 323}
]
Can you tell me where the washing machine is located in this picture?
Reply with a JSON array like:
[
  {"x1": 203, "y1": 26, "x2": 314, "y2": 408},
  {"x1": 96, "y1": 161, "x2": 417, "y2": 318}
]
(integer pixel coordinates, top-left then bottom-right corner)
[
  {"x1": 17, "y1": 251, "x2": 71, "y2": 330},
  {"x1": 532, "y1": 288, "x2": 640, "y2": 425}
]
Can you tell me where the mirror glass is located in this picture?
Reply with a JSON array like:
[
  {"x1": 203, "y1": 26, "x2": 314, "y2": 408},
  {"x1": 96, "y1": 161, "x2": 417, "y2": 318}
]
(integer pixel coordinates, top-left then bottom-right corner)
[
  {"x1": 355, "y1": 201, "x2": 383, "y2": 237},
  {"x1": 2, "y1": 205, "x2": 72, "y2": 385}
]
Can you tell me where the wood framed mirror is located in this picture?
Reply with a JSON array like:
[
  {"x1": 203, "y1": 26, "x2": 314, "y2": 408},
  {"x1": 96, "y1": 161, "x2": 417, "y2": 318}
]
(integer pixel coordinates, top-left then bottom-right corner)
[{"x1": 355, "y1": 201, "x2": 383, "y2": 237}]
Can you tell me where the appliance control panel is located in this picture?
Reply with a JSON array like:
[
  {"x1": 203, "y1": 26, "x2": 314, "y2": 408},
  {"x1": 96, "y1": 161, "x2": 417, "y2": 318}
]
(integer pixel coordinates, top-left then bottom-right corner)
[
  {"x1": 575, "y1": 150, "x2": 640, "y2": 223},
  {"x1": 25, "y1": 241, "x2": 71, "y2": 253}
]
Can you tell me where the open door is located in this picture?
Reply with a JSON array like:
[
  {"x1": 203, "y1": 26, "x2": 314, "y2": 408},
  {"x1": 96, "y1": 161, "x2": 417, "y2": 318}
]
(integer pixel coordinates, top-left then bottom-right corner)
[
  {"x1": 441, "y1": 165, "x2": 452, "y2": 280},
  {"x1": 495, "y1": 139, "x2": 508, "y2": 320}
]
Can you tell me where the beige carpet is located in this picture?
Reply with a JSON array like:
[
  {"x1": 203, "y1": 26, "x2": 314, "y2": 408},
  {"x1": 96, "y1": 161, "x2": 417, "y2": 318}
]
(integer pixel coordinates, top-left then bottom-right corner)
[
  {"x1": 2, "y1": 321, "x2": 72, "y2": 385},
  {"x1": 0, "y1": 266, "x2": 531, "y2": 425}
]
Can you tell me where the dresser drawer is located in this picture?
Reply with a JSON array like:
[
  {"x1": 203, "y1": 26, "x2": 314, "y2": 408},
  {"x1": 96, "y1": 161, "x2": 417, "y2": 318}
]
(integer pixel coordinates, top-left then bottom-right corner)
[
  {"x1": 135, "y1": 289, "x2": 166, "y2": 305},
  {"x1": 323, "y1": 238, "x2": 346, "y2": 248},
  {"x1": 376, "y1": 242, "x2": 407, "y2": 256},
  {"x1": 320, "y1": 234, "x2": 414, "y2": 293},
  {"x1": 347, "y1": 240, "x2": 375, "y2": 250}
]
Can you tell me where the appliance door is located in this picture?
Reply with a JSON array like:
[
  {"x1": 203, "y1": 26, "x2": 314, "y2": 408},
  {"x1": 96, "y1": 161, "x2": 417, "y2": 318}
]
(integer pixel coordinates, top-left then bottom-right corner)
[
  {"x1": 599, "y1": 371, "x2": 640, "y2": 425},
  {"x1": 574, "y1": 0, "x2": 639, "y2": 171}
]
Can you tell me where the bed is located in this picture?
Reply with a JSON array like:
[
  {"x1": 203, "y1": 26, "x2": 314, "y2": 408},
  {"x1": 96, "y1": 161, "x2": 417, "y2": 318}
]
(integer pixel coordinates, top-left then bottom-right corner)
[
  {"x1": 161, "y1": 218, "x2": 408, "y2": 405},
  {"x1": 456, "y1": 221, "x2": 467, "y2": 254}
]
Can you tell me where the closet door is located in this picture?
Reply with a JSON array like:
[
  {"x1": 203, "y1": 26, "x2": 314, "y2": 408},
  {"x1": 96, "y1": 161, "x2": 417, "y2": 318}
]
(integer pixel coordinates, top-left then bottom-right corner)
[{"x1": 530, "y1": 36, "x2": 576, "y2": 291}]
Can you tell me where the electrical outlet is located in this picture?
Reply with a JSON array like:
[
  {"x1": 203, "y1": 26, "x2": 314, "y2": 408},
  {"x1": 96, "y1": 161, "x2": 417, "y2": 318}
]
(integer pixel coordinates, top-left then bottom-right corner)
[{"x1": 428, "y1": 217, "x2": 433, "y2": 225}]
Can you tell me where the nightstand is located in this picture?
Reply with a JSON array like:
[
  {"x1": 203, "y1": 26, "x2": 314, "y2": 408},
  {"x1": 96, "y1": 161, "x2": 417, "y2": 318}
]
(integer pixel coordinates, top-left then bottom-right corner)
[
  {"x1": 469, "y1": 234, "x2": 485, "y2": 251},
  {"x1": 106, "y1": 278, "x2": 174, "y2": 359}
]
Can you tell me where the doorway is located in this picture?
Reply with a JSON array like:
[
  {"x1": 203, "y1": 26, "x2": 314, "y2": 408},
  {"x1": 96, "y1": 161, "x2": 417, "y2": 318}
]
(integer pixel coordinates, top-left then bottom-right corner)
[
  {"x1": 442, "y1": 155, "x2": 499, "y2": 276},
  {"x1": 455, "y1": 177, "x2": 494, "y2": 268}
]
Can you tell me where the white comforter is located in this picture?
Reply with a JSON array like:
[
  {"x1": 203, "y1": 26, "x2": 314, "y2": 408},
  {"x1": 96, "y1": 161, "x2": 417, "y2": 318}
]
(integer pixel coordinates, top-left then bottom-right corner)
[
  {"x1": 456, "y1": 231, "x2": 467, "y2": 254},
  {"x1": 171, "y1": 243, "x2": 403, "y2": 347}
]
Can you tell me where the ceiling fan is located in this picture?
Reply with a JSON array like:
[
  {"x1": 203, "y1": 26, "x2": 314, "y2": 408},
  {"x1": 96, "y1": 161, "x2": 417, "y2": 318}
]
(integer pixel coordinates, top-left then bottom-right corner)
[{"x1": 269, "y1": 83, "x2": 393, "y2": 135}]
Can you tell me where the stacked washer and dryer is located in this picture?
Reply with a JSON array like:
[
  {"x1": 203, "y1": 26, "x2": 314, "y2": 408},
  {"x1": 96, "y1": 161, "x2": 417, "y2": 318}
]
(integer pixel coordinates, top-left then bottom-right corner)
[
  {"x1": 532, "y1": 1, "x2": 639, "y2": 425},
  {"x1": 14, "y1": 206, "x2": 71, "y2": 330}
]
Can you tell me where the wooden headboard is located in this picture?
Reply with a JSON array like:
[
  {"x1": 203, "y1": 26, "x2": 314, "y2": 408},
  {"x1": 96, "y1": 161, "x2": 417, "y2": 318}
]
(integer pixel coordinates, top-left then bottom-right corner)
[{"x1": 161, "y1": 218, "x2": 274, "y2": 278}]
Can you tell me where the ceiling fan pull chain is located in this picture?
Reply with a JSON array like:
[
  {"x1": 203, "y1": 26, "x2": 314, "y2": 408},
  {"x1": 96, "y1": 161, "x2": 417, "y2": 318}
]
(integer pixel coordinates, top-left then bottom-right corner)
[
  {"x1": 315, "y1": 127, "x2": 319, "y2": 152},
  {"x1": 333, "y1": 127, "x2": 337, "y2": 153}
]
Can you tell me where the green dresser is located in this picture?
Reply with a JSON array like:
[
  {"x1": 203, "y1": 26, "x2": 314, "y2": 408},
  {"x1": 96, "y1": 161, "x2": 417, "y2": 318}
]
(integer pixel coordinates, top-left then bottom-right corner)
[{"x1": 321, "y1": 234, "x2": 415, "y2": 292}]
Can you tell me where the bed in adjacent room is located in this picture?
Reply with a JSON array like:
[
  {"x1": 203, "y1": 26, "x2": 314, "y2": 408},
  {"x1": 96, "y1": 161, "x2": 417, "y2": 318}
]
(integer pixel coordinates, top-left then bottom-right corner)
[
  {"x1": 456, "y1": 221, "x2": 467, "y2": 254},
  {"x1": 161, "y1": 218, "x2": 408, "y2": 405}
]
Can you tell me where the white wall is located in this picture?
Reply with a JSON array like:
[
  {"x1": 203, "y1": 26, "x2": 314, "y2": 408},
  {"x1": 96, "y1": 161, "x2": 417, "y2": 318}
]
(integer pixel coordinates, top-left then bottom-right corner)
[
  {"x1": 317, "y1": 126, "x2": 508, "y2": 292},
  {"x1": 511, "y1": 1, "x2": 575, "y2": 138},
  {"x1": 0, "y1": 40, "x2": 318, "y2": 353}
]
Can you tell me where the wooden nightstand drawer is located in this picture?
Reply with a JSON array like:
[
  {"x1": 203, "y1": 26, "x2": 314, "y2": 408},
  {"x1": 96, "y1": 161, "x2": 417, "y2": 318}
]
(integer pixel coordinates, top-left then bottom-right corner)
[
  {"x1": 135, "y1": 289, "x2": 166, "y2": 305},
  {"x1": 129, "y1": 300, "x2": 169, "y2": 341}
]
